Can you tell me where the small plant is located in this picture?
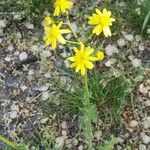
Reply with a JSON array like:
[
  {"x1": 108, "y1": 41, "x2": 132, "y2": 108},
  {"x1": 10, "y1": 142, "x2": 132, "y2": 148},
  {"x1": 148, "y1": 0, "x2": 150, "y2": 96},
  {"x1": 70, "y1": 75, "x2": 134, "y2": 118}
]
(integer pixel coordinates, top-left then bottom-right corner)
[{"x1": 41, "y1": 1, "x2": 115, "y2": 149}]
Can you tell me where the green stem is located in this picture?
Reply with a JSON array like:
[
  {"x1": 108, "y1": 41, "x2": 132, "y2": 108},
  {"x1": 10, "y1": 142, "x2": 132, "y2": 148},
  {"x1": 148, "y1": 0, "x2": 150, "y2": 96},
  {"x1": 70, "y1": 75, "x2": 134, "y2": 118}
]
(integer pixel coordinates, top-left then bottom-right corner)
[
  {"x1": 84, "y1": 70, "x2": 90, "y2": 105},
  {"x1": 66, "y1": 13, "x2": 80, "y2": 42},
  {"x1": 0, "y1": 135, "x2": 17, "y2": 149},
  {"x1": 66, "y1": 40, "x2": 80, "y2": 45}
]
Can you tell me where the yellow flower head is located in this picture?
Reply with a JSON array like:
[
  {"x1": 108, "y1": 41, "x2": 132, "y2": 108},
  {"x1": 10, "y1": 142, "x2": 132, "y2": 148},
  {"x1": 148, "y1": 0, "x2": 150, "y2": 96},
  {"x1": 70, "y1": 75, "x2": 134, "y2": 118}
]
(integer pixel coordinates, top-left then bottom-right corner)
[
  {"x1": 42, "y1": 16, "x2": 53, "y2": 27},
  {"x1": 68, "y1": 43, "x2": 97, "y2": 76},
  {"x1": 43, "y1": 21, "x2": 71, "y2": 49},
  {"x1": 53, "y1": 0, "x2": 73, "y2": 16},
  {"x1": 96, "y1": 51, "x2": 104, "y2": 61},
  {"x1": 88, "y1": 8, "x2": 115, "y2": 37}
]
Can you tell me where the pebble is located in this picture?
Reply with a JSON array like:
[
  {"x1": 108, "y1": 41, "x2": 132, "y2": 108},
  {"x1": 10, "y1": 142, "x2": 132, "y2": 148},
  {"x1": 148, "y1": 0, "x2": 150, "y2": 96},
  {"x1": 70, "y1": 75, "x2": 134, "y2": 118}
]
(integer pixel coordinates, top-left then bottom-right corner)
[
  {"x1": 19, "y1": 52, "x2": 28, "y2": 61},
  {"x1": 0, "y1": 19, "x2": 7, "y2": 28},
  {"x1": 20, "y1": 85, "x2": 27, "y2": 91},
  {"x1": 8, "y1": 45, "x2": 14, "y2": 51},
  {"x1": 25, "y1": 22, "x2": 34, "y2": 29},
  {"x1": 143, "y1": 117, "x2": 150, "y2": 129},
  {"x1": 55, "y1": 136, "x2": 65, "y2": 149},
  {"x1": 62, "y1": 130, "x2": 67, "y2": 136},
  {"x1": 147, "y1": 28, "x2": 150, "y2": 34},
  {"x1": 105, "y1": 59, "x2": 116, "y2": 67},
  {"x1": 41, "y1": 50, "x2": 51, "y2": 58},
  {"x1": 94, "y1": 131, "x2": 102, "y2": 140},
  {"x1": 131, "y1": 58, "x2": 141, "y2": 68},
  {"x1": 61, "y1": 121, "x2": 67, "y2": 129},
  {"x1": 41, "y1": 91, "x2": 49, "y2": 101},
  {"x1": 5, "y1": 56, "x2": 11, "y2": 62},
  {"x1": 39, "y1": 85, "x2": 49, "y2": 92},
  {"x1": 138, "y1": 43, "x2": 145, "y2": 51},
  {"x1": 40, "y1": 117, "x2": 49, "y2": 124},
  {"x1": 9, "y1": 111, "x2": 18, "y2": 119},
  {"x1": 124, "y1": 34, "x2": 134, "y2": 41},
  {"x1": 141, "y1": 132, "x2": 150, "y2": 144},
  {"x1": 144, "y1": 100, "x2": 150, "y2": 106},
  {"x1": 105, "y1": 45, "x2": 119, "y2": 56},
  {"x1": 10, "y1": 103, "x2": 19, "y2": 112},
  {"x1": 64, "y1": 59, "x2": 70, "y2": 68},
  {"x1": 135, "y1": 34, "x2": 141, "y2": 42},
  {"x1": 139, "y1": 144, "x2": 146, "y2": 150},
  {"x1": 117, "y1": 38, "x2": 126, "y2": 47},
  {"x1": 16, "y1": 32, "x2": 22, "y2": 39},
  {"x1": 78, "y1": 145, "x2": 83, "y2": 150},
  {"x1": 129, "y1": 120, "x2": 138, "y2": 128},
  {"x1": 65, "y1": 34, "x2": 72, "y2": 40}
]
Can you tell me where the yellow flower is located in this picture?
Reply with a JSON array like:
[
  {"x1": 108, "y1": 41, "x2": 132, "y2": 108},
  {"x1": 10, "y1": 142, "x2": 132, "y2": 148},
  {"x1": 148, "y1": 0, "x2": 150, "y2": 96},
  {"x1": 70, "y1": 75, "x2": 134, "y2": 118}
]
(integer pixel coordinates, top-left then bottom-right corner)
[
  {"x1": 88, "y1": 8, "x2": 115, "y2": 37},
  {"x1": 42, "y1": 17, "x2": 53, "y2": 27},
  {"x1": 68, "y1": 43, "x2": 97, "y2": 76},
  {"x1": 53, "y1": 0, "x2": 73, "y2": 16},
  {"x1": 96, "y1": 51, "x2": 104, "y2": 61},
  {"x1": 43, "y1": 21, "x2": 71, "y2": 49}
]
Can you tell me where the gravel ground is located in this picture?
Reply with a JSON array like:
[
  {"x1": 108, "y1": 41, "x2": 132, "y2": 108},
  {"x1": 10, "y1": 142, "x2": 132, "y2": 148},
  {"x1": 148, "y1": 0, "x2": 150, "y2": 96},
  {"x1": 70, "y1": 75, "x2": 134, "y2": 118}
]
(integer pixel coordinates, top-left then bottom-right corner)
[{"x1": 0, "y1": 4, "x2": 150, "y2": 150}]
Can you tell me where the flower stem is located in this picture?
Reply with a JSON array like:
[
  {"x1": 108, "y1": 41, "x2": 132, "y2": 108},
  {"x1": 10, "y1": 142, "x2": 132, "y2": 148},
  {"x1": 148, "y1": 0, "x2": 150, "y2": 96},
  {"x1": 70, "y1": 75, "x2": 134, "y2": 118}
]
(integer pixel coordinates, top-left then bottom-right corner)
[
  {"x1": 66, "y1": 40, "x2": 80, "y2": 45},
  {"x1": 84, "y1": 70, "x2": 90, "y2": 106},
  {"x1": 0, "y1": 135, "x2": 17, "y2": 149}
]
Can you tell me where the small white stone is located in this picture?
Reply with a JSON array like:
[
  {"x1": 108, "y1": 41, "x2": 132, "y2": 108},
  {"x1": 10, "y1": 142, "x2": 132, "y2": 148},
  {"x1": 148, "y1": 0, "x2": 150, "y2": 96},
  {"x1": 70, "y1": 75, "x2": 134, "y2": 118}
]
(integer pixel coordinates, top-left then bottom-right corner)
[
  {"x1": 44, "y1": 73, "x2": 51, "y2": 78},
  {"x1": 41, "y1": 91, "x2": 49, "y2": 101},
  {"x1": 62, "y1": 130, "x2": 67, "y2": 136},
  {"x1": 139, "y1": 144, "x2": 146, "y2": 150},
  {"x1": 5, "y1": 56, "x2": 11, "y2": 62},
  {"x1": 65, "y1": 34, "x2": 72, "y2": 40},
  {"x1": 10, "y1": 103, "x2": 19, "y2": 112},
  {"x1": 78, "y1": 145, "x2": 83, "y2": 150},
  {"x1": 0, "y1": 19, "x2": 7, "y2": 28},
  {"x1": 9, "y1": 111, "x2": 18, "y2": 119},
  {"x1": 147, "y1": 29, "x2": 150, "y2": 34},
  {"x1": 25, "y1": 22, "x2": 34, "y2": 29},
  {"x1": 13, "y1": 14, "x2": 21, "y2": 20},
  {"x1": 61, "y1": 122, "x2": 67, "y2": 129},
  {"x1": 55, "y1": 136, "x2": 65, "y2": 149},
  {"x1": 139, "y1": 43, "x2": 145, "y2": 51},
  {"x1": 94, "y1": 131, "x2": 102, "y2": 140},
  {"x1": 64, "y1": 59, "x2": 70, "y2": 68},
  {"x1": 131, "y1": 58, "x2": 141, "y2": 68},
  {"x1": 41, "y1": 50, "x2": 51, "y2": 58},
  {"x1": 40, "y1": 117, "x2": 49, "y2": 124},
  {"x1": 39, "y1": 86, "x2": 49, "y2": 91},
  {"x1": 135, "y1": 34, "x2": 141, "y2": 42},
  {"x1": 61, "y1": 52, "x2": 67, "y2": 58},
  {"x1": 143, "y1": 117, "x2": 150, "y2": 129},
  {"x1": 141, "y1": 132, "x2": 150, "y2": 144},
  {"x1": 124, "y1": 34, "x2": 134, "y2": 41},
  {"x1": 19, "y1": 52, "x2": 28, "y2": 61},
  {"x1": 28, "y1": 69, "x2": 34, "y2": 75},
  {"x1": 117, "y1": 38, "x2": 126, "y2": 47},
  {"x1": 105, "y1": 45, "x2": 119, "y2": 56},
  {"x1": 128, "y1": 55, "x2": 135, "y2": 60},
  {"x1": 14, "y1": 51, "x2": 20, "y2": 56},
  {"x1": 31, "y1": 45, "x2": 38, "y2": 53},
  {"x1": 105, "y1": 59, "x2": 116, "y2": 67},
  {"x1": 16, "y1": 32, "x2": 22, "y2": 39},
  {"x1": 129, "y1": 120, "x2": 138, "y2": 128},
  {"x1": 20, "y1": 85, "x2": 27, "y2": 91},
  {"x1": 144, "y1": 100, "x2": 150, "y2": 106},
  {"x1": 8, "y1": 45, "x2": 14, "y2": 51}
]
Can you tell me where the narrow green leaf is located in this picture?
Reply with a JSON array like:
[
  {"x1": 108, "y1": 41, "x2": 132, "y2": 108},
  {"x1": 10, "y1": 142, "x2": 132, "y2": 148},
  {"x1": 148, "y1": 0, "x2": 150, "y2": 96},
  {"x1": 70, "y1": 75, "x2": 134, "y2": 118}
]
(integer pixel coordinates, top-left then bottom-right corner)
[{"x1": 142, "y1": 11, "x2": 150, "y2": 33}]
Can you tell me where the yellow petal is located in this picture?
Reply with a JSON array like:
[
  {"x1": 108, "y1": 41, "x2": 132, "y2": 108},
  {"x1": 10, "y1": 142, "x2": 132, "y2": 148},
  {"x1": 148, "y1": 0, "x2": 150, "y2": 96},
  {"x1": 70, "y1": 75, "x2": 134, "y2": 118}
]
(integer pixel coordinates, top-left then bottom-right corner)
[
  {"x1": 53, "y1": 6, "x2": 60, "y2": 16},
  {"x1": 92, "y1": 24, "x2": 103, "y2": 35},
  {"x1": 70, "y1": 63, "x2": 76, "y2": 68},
  {"x1": 85, "y1": 47, "x2": 94, "y2": 55},
  {"x1": 60, "y1": 29, "x2": 71, "y2": 34},
  {"x1": 75, "y1": 65, "x2": 80, "y2": 73},
  {"x1": 68, "y1": 57, "x2": 75, "y2": 62},
  {"x1": 88, "y1": 56, "x2": 98, "y2": 61},
  {"x1": 57, "y1": 34, "x2": 66, "y2": 44},
  {"x1": 80, "y1": 42, "x2": 84, "y2": 51},
  {"x1": 57, "y1": 21, "x2": 63, "y2": 28},
  {"x1": 103, "y1": 8, "x2": 107, "y2": 15},
  {"x1": 85, "y1": 61, "x2": 94, "y2": 69},
  {"x1": 73, "y1": 47, "x2": 79, "y2": 53},
  {"x1": 103, "y1": 26, "x2": 111, "y2": 37},
  {"x1": 95, "y1": 8, "x2": 102, "y2": 15}
]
